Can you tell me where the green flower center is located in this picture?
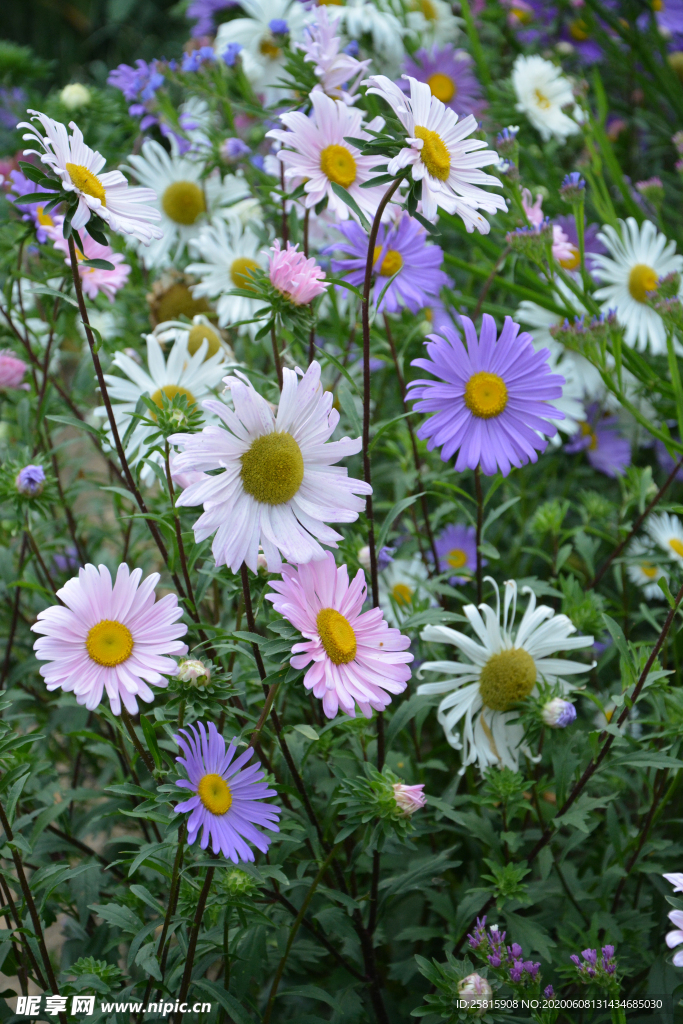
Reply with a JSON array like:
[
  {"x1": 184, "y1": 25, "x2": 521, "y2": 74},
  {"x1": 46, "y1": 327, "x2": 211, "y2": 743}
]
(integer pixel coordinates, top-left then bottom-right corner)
[
  {"x1": 479, "y1": 648, "x2": 536, "y2": 712},
  {"x1": 240, "y1": 431, "x2": 304, "y2": 505}
]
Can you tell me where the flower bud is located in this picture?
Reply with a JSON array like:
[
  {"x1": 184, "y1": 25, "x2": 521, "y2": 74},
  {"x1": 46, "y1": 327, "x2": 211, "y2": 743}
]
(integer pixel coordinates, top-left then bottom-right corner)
[
  {"x1": 542, "y1": 697, "x2": 576, "y2": 728},
  {"x1": 560, "y1": 171, "x2": 586, "y2": 203},
  {"x1": 221, "y1": 137, "x2": 251, "y2": 163},
  {"x1": 495, "y1": 125, "x2": 519, "y2": 157},
  {"x1": 635, "y1": 177, "x2": 664, "y2": 208},
  {"x1": 458, "y1": 972, "x2": 493, "y2": 1010},
  {"x1": 177, "y1": 659, "x2": 211, "y2": 685},
  {"x1": 392, "y1": 782, "x2": 426, "y2": 816},
  {"x1": 15, "y1": 465, "x2": 45, "y2": 497},
  {"x1": 60, "y1": 83, "x2": 91, "y2": 110},
  {"x1": 358, "y1": 545, "x2": 371, "y2": 570},
  {"x1": 257, "y1": 551, "x2": 268, "y2": 571}
]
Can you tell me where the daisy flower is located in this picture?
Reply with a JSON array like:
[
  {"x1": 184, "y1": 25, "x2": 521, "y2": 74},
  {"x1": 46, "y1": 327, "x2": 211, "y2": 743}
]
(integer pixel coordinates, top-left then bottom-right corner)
[
  {"x1": 269, "y1": 241, "x2": 328, "y2": 305},
  {"x1": 328, "y1": 213, "x2": 450, "y2": 315},
  {"x1": 666, "y1": 911, "x2": 683, "y2": 967},
  {"x1": 214, "y1": 0, "x2": 306, "y2": 104},
  {"x1": 267, "y1": 91, "x2": 390, "y2": 222},
  {"x1": 52, "y1": 224, "x2": 130, "y2": 302},
  {"x1": 626, "y1": 539, "x2": 667, "y2": 601},
  {"x1": 417, "y1": 578, "x2": 594, "y2": 771},
  {"x1": 170, "y1": 361, "x2": 372, "y2": 574},
  {"x1": 553, "y1": 215, "x2": 607, "y2": 275},
  {"x1": 96, "y1": 333, "x2": 227, "y2": 485},
  {"x1": 434, "y1": 523, "x2": 479, "y2": 584},
  {"x1": 378, "y1": 555, "x2": 431, "y2": 627},
  {"x1": 185, "y1": 219, "x2": 267, "y2": 332},
  {"x1": 8, "y1": 169, "x2": 62, "y2": 243},
  {"x1": 31, "y1": 563, "x2": 188, "y2": 715},
  {"x1": 153, "y1": 315, "x2": 230, "y2": 363},
  {"x1": 511, "y1": 55, "x2": 580, "y2": 144},
  {"x1": 330, "y1": 0, "x2": 405, "y2": 66},
  {"x1": 564, "y1": 404, "x2": 631, "y2": 477},
  {"x1": 173, "y1": 721, "x2": 280, "y2": 862},
  {"x1": 18, "y1": 110, "x2": 162, "y2": 243},
  {"x1": 407, "y1": 314, "x2": 566, "y2": 477},
  {"x1": 266, "y1": 551, "x2": 412, "y2": 719},
  {"x1": 401, "y1": 45, "x2": 481, "y2": 117},
  {"x1": 125, "y1": 138, "x2": 251, "y2": 268},
  {"x1": 592, "y1": 218, "x2": 683, "y2": 354},
  {"x1": 363, "y1": 75, "x2": 506, "y2": 228},
  {"x1": 648, "y1": 512, "x2": 683, "y2": 568},
  {"x1": 299, "y1": 6, "x2": 370, "y2": 103},
  {"x1": 405, "y1": 0, "x2": 461, "y2": 46}
]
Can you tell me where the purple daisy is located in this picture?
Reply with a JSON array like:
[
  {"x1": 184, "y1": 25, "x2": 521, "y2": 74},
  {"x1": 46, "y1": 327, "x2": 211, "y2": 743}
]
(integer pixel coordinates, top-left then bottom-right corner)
[
  {"x1": 558, "y1": 16, "x2": 604, "y2": 63},
  {"x1": 638, "y1": 0, "x2": 683, "y2": 44},
  {"x1": 554, "y1": 215, "x2": 607, "y2": 275},
  {"x1": 328, "y1": 214, "x2": 450, "y2": 315},
  {"x1": 400, "y1": 45, "x2": 483, "y2": 117},
  {"x1": 173, "y1": 721, "x2": 280, "y2": 863},
  {"x1": 565, "y1": 403, "x2": 631, "y2": 478},
  {"x1": 407, "y1": 315, "x2": 565, "y2": 477},
  {"x1": 434, "y1": 523, "x2": 481, "y2": 583}
]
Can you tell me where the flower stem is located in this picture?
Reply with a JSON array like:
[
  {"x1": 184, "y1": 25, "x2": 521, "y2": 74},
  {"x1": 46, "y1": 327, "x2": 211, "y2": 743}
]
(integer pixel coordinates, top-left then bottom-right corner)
[
  {"x1": 175, "y1": 864, "x2": 215, "y2": 1024},
  {"x1": 120, "y1": 706, "x2": 156, "y2": 775},
  {"x1": 270, "y1": 322, "x2": 284, "y2": 390},
  {"x1": 0, "y1": 534, "x2": 28, "y2": 688},
  {"x1": 139, "y1": 821, "x2": 187, "y2": 1022},
  {"x1": 474, "y1": 466, "x2": 484, "y2": 604},
  {"x1": 164, "y1": 441, "x2": 198, "y2": 615}
]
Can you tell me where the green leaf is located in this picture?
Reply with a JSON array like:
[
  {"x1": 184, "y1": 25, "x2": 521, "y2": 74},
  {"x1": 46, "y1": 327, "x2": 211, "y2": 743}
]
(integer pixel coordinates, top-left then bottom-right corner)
[
  {"x1": 337, "y1": 380, "x2": 362, "y2": 438},
  {"x1": 89, "y1": 903, "x2": 141, "y2": 934},
  {"x1": 387, "y1": 693, "x2": 431, "y2": 746},
  {"x1": 134, "y1": 941, "x2": 162, "y2": 981},
  {"x1": 329, "y1": 182, "x2": 371, "y2": 231},
  {"x1": 377, "y1": 493, "x2": 425, "y2": 552},
  {"x1": 139, "y1": 715, "x2": 163, "y2": 770},
  {"x1": 292, "y1": 724, "x2": 319, "y2": 742},
  {"x1": 12, "y1": 191, "x2": 60, "y2": 204},
  {"x1": 29, "y1": 285, "x2": 79, "y2": 308},
  {"x1": 194, "y1": 981, "x2": 257, "y2": 1023}
]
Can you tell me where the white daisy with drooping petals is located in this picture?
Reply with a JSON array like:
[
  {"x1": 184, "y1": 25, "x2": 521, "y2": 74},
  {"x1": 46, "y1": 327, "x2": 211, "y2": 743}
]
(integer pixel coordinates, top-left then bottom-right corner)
[
  {"x1": 647, "y1": 512, "x2": 683, "y2": 568},
  {"x1": 125, "y1": 138, "x2": 251, "y2": 268},
  {"x1": 267, "y1": 552, "x2": 412, "y2": 719},
  {"x1": 31, "y1": 563, "x2": 188, "y2": 715},
  {"x1": 185, "y1": 219, "x2": 268, "y2": 332},
  {"x1": 214, "y1": 0, "x2": 306, "y2": 104},
  {"x1": 18, "y1": 110, "x2": 162, "y2": 243},
  {"x1": 170, "y1": 361, "x2": 372, "y2": 574},
  {"x1": 363, "y1": 75, "x2": 506, "y2": 228},
  {"x1": 512, "y1": 55, "x2": 580, "y2": 143},
  {"x1": 95, "y1": 333, "x2": 228, "y2": 485},
  {"x1": 267, "y1": 91, "x2": 390, "y2": 222},
  {"x1": 626, "y1": 538, "x2": 668, "y2": 600},
  {"x1": 417, "y1": 578, "x2": 594, "y2": 772},
  {"x1": 592, "y1": 218, "x2": 683, "y2": 354}
]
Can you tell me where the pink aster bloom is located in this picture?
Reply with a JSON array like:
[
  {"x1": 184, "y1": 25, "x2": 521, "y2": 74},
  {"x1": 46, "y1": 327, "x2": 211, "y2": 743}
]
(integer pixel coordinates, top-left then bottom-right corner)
[
  {"x1": 522, "y1": 189, "x2": 575, "y2": 264},
  {"x1": 53, "y1": 224, "x2": 131, "y2": 301},
  {"x1": 269, "y1": 240, "x2": 328, "y2": 306},
  {"x1": 31, "y1": 563, "x2": 188, "y2": 715},
  {"x1": 521, "y1": 188, "x2": 544, "y2": 229},
  {"x1": 0, "y1": 350, "x2": 27, "y2": 389},
  {"x1": 267, "y1": 551, "x2": 412, "y2": 719},
  {"x1": 393, "y1": 782, "x2": 426, "y2": 815}
]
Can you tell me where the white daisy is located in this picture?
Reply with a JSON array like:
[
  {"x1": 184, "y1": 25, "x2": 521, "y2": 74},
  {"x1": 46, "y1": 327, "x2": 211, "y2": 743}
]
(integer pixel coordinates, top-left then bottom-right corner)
[
  {"x1": 96, "y1": 334, "x2": 227, "y2": 485},
  {"x1": 267, "y1": 91, "x2": 390, "y2": 222},
  {"x1": 378, "y1": 556, "x2": 432, "y2": 627},
  {"x1": 626, "y1": 538, "x2": 667, "y2": 600},
  {"x1": 592, "y1": 218, "x2": 683, "y2": 354},
  {"x1": 153, "y1": 315, "x2": 233, "y2": 362},
  {"x1": 511, "y1": 55, "x2": 580, "y2": 144},
  {"x1": 125, "y1": 138, "x2": 251, "y2": 268},
  {"x1": 647, "y1": 512, "x2": 683, "y2": 568},
  {"x1": 328, "y1": 0, "x2": 405, "y2": 67},
  {"x1": 18, "y1": 110, "x2": 162, "y2": 243},
  {"x1": 185, "y1": 219, "x2": 268, "y2": 333},
  {"x1": 169, "y1": 361, "x2": 372, "y2": 574},
  {"x1": 418, "y1": 578, "x2": 594, "y2": 772},
  {"x1": 363, "y1": 75, "x2": 506, "y2": 228},
  {"x1": 214, "y1": 0, "x2": 307, "y2": 104},
  {"x1": 405, "y1": 0, "x2": 461, "y2": 47}
]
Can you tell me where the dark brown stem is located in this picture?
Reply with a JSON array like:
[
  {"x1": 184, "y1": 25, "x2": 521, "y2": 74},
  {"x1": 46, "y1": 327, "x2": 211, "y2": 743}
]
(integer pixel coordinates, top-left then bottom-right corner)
[
  {"x1": 474, "y1": 467, "x2": 483, "y2": 604},
  {"x1": 0, "y1": 535, "x2": 28, "y2": 688},
  {"x1": 589, "y1": 454, "x2": 683, "y2": 589},
  {"x1": 611, "y1": 769, "x2": 671, "y2": 914},
  {"x1": 303, "y1": 206, "x2": 310, "y2": 258},
  {"x1": 270, "y1": 322, "x2": 284, "y2": 390},
  {"x1": 175, "y1": 865, "x2": 215, "y2": 1023},
  {"x1": 139, "y1": 821, "x2": 187, "y2": 1021},
  {"x1": 0, "y1": 882, "x2": 29, "y2": 994},
  {"x1": 25, "y1": 529, "x2": 58, "y2": 596},
  {"x1": 46, "y1": 825, "x2": 125, "y2": 878},
  {"x1": 473, "y1": 246, "x2": 511, "y2": 320},
  {"x1": 263, "y1": 889, "x2": 366, "y2": 981},
  {"x1": 0, "y1": 872, "x2": 46, "y2": 990},
  {"x1": 164, "y1": 442, "x2": 197, "y2": 614},
  {"x1": 120, "y1": 706, "x2": 156, "y2": 775}
]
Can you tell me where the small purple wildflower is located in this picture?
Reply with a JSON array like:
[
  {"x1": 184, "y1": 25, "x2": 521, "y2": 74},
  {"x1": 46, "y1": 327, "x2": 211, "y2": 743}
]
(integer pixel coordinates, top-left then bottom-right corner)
[
  {"x1": 377, "y1": 546, "x2": 396, "y2": 572},
  {"x1": 182, "y1": 46, "x2": 216, "y2": 72},
  {"x1": 221, "y1": 137, "x2": 251, "y2": 162},
  {"x1": 560, "y1": 172, "x2": 586, "y2": 203},
  {"x1": 16, "y1": 465, "x2": 46, "y2": 497},
  {"x1": 222, "y1": 43, "x2": 243, "y2": 66},
  {"x1": 187, "y1": 0, "x2": 238, "y2": 37},
  {"x1": 544, "y1": 985, "x2": 554, "y2": 998},
  {"x1": 268, "y1": 18, "x2": 288, "y2": 35}
]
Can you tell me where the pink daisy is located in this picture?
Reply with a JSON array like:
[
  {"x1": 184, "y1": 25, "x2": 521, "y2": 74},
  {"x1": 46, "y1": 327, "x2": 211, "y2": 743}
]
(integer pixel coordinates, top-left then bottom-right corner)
[
  {"x1": 0, "y1": 350, "x2": 27, "y2": 389},
  {"x1": 53, "y1": 223, "x2": 131, "y2": 301},
  {"x1": 268, "y1": 241, "x2": 328, "y2": 305},
  {"x1": 31, "y1": 563, "x2": 188, "y2": 715},
  {"x1": 266, "y1": 551, "x2": 413, "y2": 719}
]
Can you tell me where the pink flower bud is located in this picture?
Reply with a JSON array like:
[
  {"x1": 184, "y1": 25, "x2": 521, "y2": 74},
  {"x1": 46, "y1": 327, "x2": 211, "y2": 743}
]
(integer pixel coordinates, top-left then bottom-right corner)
[{"x1": 392, "y1": 782, "x2": 426, "y2": 816}]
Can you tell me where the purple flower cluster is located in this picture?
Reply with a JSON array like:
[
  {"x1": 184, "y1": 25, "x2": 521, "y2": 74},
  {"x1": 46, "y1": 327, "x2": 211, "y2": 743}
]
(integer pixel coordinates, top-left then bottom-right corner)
[
  {"x1": 108, "y1": 59, "x2": 165, "y2": 131},
  {"x1": 467, "y1": 918, "x2": 540, "y2": 986},
  {"x1": 571, "y1": 945, "x2": 617, "y2": 982},
  {"x1": 187, "y1": 0, "x2": 238, "y2": 38},
  {"x1": 181, "y1": 46, "x2": 216, "y2": 72}
]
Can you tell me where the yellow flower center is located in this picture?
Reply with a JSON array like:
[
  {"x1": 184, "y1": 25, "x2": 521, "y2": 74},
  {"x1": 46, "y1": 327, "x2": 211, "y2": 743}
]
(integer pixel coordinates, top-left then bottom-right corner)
[
  {"x1": 150, "y1": 384, "x2": 196, "y2": 411},
  {"x1": 85, "y1": 619, "x2": 134, "y2": 667},
  {"x1": 414, "y1": 126, "x2": 450, "y2": 181},
  {"x1": 66, "y1": 163, "x2": 107, "y2": 206},
  {"x1": 534, "y1": 89, "x2": 551, "y2": 110},
  {"x1": 569, "y1": 18, "x2": 589, "y2": 40},
  {"x1": 669, "y1": 51, "x2": 683, "y2": 82},
  {"x1": 320, "y1": 144, "x2": 357, "y2": 188},
  {"x1": 155, "y1": 283, "x2": 210, "y2": 324},
  {"x1": 197, "y1": 773, "x2": 232, "y2": 815},
  {"x1": 316, "y1": 607, "x2": 357, "y2": 664},
  {"x1": 413, "y1": 0, "x2": 437, "y2": 19},
  {"x1": 230, "y1": 256, "x2": 260, "y2": 290},
  {"x1": 560, "y1": 245, "x2": 581, "y2": 271},
  {"x1": 318, "y1": 0, "x2": 343, "y2": 5},
  {"x1": 373, "y1": 247, "x2": 404, "y2": 277},
  {"x1": 641, "y1": 563, "x2": 658, "y2": 579},
  {"x1": 511, "y1": 6, "x2": 532, "y2": 23},
  {"x1": 36, "y1": 206, "x2": 54, "y2": 227},
  {"x1": 579, "y1": 421, "x2": 598, "y2": 450},
  {"x1": 654, "y1": 0, "x2": 664, "y2": 10},
  {"x1": 628, "y1": 263, "x2": 658, "y2": 303},
  {"x1": 479, "y1": 648, "x2": 537, "y2": 712},
  {"x1": 240, "y1": 431, "x2": 304, "y2": 506},
  {"x1": 188, "y1": 324, "x2": 221, "y2": 359},
  {"x1": 161, "y1": 181, "x2": 206, "y2": 225},
  {"x1": 392, "y1": 582, "x2": 413, "y2": 606},
  {"x1": 464, "y1": 371, "x2": 508, "y2": 419},
  {"x1": 669, "y1": 538, "x2": 683, "y2": 557},
  {"x1": 260, "y1": 38, "x2": 282, "y2": 59},
  {"x1": 427, "y1": 72, "x2": 456, "y2": 104},
  {"x1": 447, "y1": 548, "x2": 468, "y2": 569}
]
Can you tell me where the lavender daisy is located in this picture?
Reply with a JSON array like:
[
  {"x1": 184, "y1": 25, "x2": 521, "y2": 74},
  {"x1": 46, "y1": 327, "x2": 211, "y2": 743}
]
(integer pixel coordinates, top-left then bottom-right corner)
[
  {"x1": 434, "y1": 523, "x2": 480, "y2": 583},
  {"x1": 173, "y1": 721, "x2": 280, "y2": 862},
  {"x1": 407, "y1": 314, "x2": 566, "y2": 477},
  {"x1": 401, "y1": 45, "x2": 483, "y2": 117},
  {"x1": 328, "y1": 213, "x2": 450, "y2": 315},
  {"x1": 565, "y1": 404, "x2": 631, "y2": 478}
]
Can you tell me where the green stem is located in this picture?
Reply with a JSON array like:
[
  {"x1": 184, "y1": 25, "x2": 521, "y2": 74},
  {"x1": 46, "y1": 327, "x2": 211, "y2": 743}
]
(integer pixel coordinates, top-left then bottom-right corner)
[{"x1": 458, "y1": 0, "x2": 491, "y2": 89}]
